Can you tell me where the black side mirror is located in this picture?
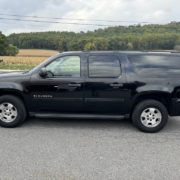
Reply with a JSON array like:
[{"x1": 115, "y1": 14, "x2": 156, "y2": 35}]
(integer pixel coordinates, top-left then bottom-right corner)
[{"x1": 39, "y1": 68, "x2": 48, "y2": 78}]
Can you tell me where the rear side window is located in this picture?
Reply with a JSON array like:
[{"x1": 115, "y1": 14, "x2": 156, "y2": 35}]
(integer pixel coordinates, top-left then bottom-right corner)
[
  {"x1": 128, "y1": 55, "x2": 180, "y2": 77},
  {"x1": 88, "y1": 55, "x2": 121, "y2": 78}
]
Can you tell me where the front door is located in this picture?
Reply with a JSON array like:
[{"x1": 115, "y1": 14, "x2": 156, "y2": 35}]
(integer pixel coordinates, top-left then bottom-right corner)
[
  {"x1": 84, "y1": 54, "x2": 130, "y2": 115},
  {"x1": 27, "y1": 55, "x2": 84, "y2": 113}
]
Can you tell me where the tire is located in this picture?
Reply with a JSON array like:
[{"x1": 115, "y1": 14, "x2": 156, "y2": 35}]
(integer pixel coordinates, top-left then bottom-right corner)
[
  {"x1": 0, "y1": 95, "x2": 27, "y2": 128},
  {"x1": 132, "y1": 100, "x2": 168, "y2": 133}
]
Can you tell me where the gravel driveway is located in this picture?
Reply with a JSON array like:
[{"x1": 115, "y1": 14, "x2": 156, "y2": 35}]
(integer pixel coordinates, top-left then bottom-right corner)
[{"x1": 0, "y1": 117, "x2": 179, "y2": 180}]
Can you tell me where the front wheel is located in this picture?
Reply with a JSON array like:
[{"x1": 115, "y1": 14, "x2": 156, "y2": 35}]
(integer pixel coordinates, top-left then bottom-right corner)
[
  {"x1": 0, "y1": 95, "x2": 27, "y2": 128},
  {"x1": 132, "y1": 100, "x2": 168, "y2": 133}
]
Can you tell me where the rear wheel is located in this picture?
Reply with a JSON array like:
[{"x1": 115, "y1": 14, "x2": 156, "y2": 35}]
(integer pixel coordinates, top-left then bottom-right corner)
[
  {"x1": 132, "y1": 100, "x2": 168, "y2": 133},
  {"x1": 0, "y1": 95, "x2": 26, "y2": 128}
]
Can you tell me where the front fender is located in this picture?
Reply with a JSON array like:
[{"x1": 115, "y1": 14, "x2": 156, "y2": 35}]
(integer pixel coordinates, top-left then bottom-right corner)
[{"x1": 0, "y1": 82, "x2": 24, "y2": 93}]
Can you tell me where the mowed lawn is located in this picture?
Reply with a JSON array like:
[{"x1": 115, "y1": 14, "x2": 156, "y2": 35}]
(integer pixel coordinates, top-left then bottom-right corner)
[{"x1": 0, "y1": 49, "x2": 59, "y2": 70}]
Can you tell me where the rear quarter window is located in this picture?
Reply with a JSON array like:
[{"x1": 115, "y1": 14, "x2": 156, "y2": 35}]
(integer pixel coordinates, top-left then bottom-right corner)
[{"x1": 128, "y1": 55, "x2": 180, "y2": 78}]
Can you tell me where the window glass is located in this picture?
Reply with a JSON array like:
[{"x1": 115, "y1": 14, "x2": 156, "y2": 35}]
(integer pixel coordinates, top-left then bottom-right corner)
[
  {"x1": 46, "y1": 56, "x2": 80, "y2": 77},
  {"x1": 128, "y1": 55, "x2": 180, "y2": 77},
  {"x1": 88, "y1": 55, "x2": 121, "y2": 78}
]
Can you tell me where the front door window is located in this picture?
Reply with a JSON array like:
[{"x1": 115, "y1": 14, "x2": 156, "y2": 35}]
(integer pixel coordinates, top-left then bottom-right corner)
[{"x1": 46, "y1": 56, "x2": 81, "y2": 78}]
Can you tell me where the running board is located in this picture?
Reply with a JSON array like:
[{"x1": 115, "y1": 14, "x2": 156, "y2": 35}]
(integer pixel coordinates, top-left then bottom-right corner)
[{"x1": 30, "y1": 113, "x2": 129, "y2": 120}]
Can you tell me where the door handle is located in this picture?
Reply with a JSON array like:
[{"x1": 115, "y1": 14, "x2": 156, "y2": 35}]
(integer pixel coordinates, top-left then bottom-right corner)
[
  {"x1": 68, "y1": 83, "x2": 81, "y2": 87},
  {"x1": 110, "y1": 83, "x2": 123, "y2": 87}
]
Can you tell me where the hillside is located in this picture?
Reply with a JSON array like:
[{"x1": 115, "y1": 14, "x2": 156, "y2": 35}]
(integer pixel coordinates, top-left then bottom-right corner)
[{"x1": 8, "y1": 22, "x2": 180, "y2": 51}]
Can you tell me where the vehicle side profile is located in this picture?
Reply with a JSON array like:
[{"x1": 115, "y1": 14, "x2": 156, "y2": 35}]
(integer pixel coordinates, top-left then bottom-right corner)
[{"x1": 0, "y1": 51, "x2": 180, "y2": 132}]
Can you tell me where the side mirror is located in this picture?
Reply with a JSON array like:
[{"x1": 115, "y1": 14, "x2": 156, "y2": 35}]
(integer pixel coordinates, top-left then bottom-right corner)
[{"x1": 39, "y1": 68, "x2": 48, "y2": 78}]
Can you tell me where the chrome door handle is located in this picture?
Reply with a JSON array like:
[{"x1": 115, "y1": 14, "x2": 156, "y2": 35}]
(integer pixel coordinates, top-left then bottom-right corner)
[
  {"x1": 110, "y1": 83, "x2": 123, "y2": 87},
  {"x1": 68, "y1": 83, "x2": 81, "y2": 87}
]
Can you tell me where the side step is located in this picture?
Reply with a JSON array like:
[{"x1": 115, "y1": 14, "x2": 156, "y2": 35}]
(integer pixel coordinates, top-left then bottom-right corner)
[{"x1": 31, "y1": 113, "x2": 129, "y2": 120}]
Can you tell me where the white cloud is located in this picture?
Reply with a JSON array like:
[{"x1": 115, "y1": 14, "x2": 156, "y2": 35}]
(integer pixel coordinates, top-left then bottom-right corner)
[{"x1": 0, "y1": 0, "x2": 179, "y2": 35}]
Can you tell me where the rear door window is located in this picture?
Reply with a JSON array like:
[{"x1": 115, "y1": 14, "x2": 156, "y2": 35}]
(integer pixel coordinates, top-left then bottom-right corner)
[{"x1": 88, "y1": 55, "x2": 121, "y2": 78}]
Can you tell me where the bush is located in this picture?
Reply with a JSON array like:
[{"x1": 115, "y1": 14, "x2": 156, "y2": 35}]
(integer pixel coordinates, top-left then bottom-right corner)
[{"x1": 6, "y1": 44, "x2": 19, "y2": 56}]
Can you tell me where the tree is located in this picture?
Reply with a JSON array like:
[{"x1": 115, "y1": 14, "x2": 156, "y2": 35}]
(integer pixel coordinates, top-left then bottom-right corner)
[
  {"x1": 0, "y1": 32, "x2": 19, "y2": 56},
  {"x1": 0, "y1": 32, "x2": 9, "y2": 55},
  {"x1": 84, "y1": 42, "x2": 96, "y2": 51}
]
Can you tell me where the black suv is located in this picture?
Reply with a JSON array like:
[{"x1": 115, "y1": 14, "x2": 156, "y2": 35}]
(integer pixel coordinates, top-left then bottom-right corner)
[{"x1": 0, "y1": 51, "x2": 180, "y2": 132}]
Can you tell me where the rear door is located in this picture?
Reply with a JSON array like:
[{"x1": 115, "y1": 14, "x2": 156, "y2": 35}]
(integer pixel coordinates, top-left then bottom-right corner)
[{"x1": 83, "y1": 53, "x2": 130, "y2": 115}]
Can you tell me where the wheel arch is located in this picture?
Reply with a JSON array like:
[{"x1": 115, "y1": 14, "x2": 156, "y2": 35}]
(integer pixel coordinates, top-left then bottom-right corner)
[
  {"x1": 0, "y1": 89, "x2": 28, "y2": 114},
  {"x1": 131, "y1": 91, "x2": 171, "y2": 115}
]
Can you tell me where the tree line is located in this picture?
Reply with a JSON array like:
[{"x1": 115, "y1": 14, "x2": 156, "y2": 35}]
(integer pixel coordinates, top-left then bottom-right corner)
[{"x1": 4, "y1": 22, "x2": 180, "y2": 53}]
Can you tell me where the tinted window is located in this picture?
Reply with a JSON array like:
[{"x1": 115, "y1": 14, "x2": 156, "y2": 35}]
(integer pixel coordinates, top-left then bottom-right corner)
[
  {"x1": 128, "y1": 55, "x2": 180, "y2": 77},
  {"x1": 88, "y1": 55, "x2": 121, "y2": 78},
  {"x1": 46, "y1": 56, "x2": 80, "y2": 77}
]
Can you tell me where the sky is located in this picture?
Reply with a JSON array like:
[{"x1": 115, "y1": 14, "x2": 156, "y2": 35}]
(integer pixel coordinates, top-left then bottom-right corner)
[{"x1": 0, "y1": 0, "x2": 180, "y2": 35}]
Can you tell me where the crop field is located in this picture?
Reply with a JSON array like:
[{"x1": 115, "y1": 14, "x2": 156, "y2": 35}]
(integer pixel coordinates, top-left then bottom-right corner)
[
  {"x1": 17, "y1": 49, "x2": 59, "y2": 57},
  {"x1": 0, "y1": 49, "x2": 59, "y2": 70}
]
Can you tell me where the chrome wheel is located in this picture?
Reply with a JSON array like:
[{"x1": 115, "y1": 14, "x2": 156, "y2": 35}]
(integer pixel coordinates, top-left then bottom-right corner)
[
  {"x1": 140, "y1": 107, "x2": 162, "y2": 128},
  {"x1": 0, "y1": 103, "x2": 18, "y2": 123}
]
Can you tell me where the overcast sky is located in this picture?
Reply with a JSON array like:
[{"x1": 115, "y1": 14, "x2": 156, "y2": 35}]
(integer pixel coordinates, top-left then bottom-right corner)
[{"x1": 0, "y1": 0, "x2": 180, "y2": 35}]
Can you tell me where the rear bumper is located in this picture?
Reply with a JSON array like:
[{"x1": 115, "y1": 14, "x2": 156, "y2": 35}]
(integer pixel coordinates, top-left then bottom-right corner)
[{"x1": 169, "y1": 98, "x2": 180, "y2": 116}]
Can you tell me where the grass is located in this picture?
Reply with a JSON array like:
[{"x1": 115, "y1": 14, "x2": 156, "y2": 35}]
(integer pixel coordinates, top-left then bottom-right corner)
[
  {"x1": 0, "y1": 49, "x2": 59, "y2": 70},
  {"x1": 0, "y1": 64, "x2": 36, "y2": 70}
]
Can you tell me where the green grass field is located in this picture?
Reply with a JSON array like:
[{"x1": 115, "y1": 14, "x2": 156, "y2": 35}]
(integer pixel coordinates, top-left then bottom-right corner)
[{"x1": 0, "y1": 64, "x2": 36, "y2": 70}]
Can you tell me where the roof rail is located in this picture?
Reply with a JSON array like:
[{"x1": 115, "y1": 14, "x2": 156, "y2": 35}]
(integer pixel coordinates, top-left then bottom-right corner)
[
  {"x1": 142, "y1": 50, "x2": 180, "y2": 54},
  {"x1": 170, "y1": 50, "x2": 180, "y2": 53},
  {"x1": 142, "y1": 50, "x2": 171, "y2": 53}
]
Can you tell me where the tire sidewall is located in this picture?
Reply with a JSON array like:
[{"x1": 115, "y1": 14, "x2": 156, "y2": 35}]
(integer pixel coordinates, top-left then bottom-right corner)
[
  {"x1": 132, "y1": 100, "x2": 168, "y2": 133},
  {"x1": 0, "y1": 96, "x2": 26, "y2": 128}
]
